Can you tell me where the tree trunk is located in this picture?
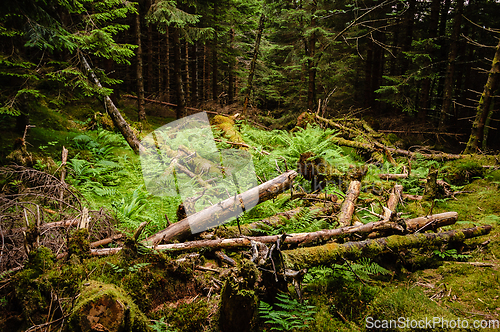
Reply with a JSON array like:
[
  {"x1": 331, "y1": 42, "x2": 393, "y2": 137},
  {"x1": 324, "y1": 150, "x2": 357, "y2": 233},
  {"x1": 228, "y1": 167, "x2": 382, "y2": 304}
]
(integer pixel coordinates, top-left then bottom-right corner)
[
  {"x1": 418, "y1": 0, "x2": 440, "y2": 121},
  {"x1": 228, "y1": 28, "x2": 235, "y2": 105},
  {"x1": 143, "y1": 170, "x2": 298, "y2": 244},
  {"x1": 165, "y1": 26, "x2": 170, "y2": 103},
  {"x1": 184, "y1": 41, "x2": 190, "y2": 106},
  {"x1": 439, "y1": 0, "x2": 463, "y2": 129},
  {"x1": 81, "y1": 55, "x2": 142, "y2": 154},
  {"x1": 464, "y1": 38, "x2": 500, "y2": 154},
  {"x1": 212, "y1": 4, "x2": 218, "y2": 102},
  {"x1": 135, "y1": 13, "x2": 146, "y2": 122},
  {"x1": 243, "y1": 12, "x2": 265, "y2": 114},
  {"x1": 191, "y1": 43, "x2": 199, "y2": 102},
  {"x1": 173, "y1": 28, "x2": 186, "y2": 119}
]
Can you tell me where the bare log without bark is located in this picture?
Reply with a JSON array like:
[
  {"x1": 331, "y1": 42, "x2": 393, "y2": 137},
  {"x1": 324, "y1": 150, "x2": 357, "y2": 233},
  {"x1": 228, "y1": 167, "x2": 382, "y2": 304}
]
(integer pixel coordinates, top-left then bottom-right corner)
[
  {"x1": 338, "y1": 180, "x2": 361, "y2": 227},
  {"x1": 283, "y1": 225, "x2": 492, "y2": 269},
  {"x1": 405, "y1": 211, "x2": 458, "y2": 233},
  {"x1": 143, "y1": 170, "x2": 298, "y2": 244},
  {"x1": 382, "y1": 184, "x2": 403, "y2": 222},
  {"x1": 378, "y1": 173, "x2": 408, "y2": 180}
]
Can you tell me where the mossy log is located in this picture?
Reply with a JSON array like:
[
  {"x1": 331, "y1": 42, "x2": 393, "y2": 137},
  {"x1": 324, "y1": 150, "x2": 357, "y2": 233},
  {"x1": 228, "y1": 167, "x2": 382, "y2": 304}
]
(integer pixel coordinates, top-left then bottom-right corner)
[
  {"x1": 329, "y1": 136, "x2": 465, "y2": 161},
  {"x1": 338, "y1": 180, "x2": 361, "y2": 227},
  {"x1": 143, "y1": 170, "x2": 298, "y2": 244},
  {"x1": 67, "y1": 281, "x2": 150, "y2": 332},
  {"x1": 282, "y1": 225, "x2": 492, "y2": 270}
]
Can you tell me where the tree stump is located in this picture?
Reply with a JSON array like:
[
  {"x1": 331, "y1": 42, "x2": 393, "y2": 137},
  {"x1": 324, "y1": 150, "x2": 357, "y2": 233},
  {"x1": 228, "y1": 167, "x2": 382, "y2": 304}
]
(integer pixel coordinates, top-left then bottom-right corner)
[{"x1": 68, "y1": 281, "x2": 150, "y2": 332}]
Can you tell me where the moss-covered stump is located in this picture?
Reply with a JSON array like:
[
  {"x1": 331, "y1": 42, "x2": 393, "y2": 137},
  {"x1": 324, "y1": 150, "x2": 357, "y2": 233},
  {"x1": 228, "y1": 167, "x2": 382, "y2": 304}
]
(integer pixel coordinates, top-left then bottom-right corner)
[
  {"x1": 219, "y1": 261, "x2": 260, "y2": 332},
  {"x1": 68, "y1": 281, "x2": 151, "y2": 332}
]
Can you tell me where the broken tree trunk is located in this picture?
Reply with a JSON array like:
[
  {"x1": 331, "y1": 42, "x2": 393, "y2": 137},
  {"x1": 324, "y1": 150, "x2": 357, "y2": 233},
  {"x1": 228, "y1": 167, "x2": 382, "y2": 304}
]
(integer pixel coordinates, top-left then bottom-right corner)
[
  {"x1": 338, "y1": 180, "x2": 361, "y2": 227},
  {"x1": 382, "y1": 184, "x2": 403, "y2": 222},
  {"x1": 92, "y1": 212, "x2": 459, "y2": 255},
  {"x1": 81, "y1": 55, "x2": 142, "y2": 154},
  {"x1": 282, "y1": 225, "x2": 492, "y2": 270},
  {"x1": 143, "y1": 170, "x2": 298, "y2": 244}
]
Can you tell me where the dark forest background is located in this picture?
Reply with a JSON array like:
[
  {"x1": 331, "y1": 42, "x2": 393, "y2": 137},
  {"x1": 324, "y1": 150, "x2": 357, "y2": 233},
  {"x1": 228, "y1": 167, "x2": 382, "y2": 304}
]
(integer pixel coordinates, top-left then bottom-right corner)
[{"x1": 1, "y1": 0, "x2": 500, "y2": 151}]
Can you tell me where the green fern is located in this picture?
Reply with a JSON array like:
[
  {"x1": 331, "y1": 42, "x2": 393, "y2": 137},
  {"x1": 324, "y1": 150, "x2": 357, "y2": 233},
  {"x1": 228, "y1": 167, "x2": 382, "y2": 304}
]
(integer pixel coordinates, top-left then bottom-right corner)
[{"x1": 259, "y1": 292, "x2": 316, "y2": 331}]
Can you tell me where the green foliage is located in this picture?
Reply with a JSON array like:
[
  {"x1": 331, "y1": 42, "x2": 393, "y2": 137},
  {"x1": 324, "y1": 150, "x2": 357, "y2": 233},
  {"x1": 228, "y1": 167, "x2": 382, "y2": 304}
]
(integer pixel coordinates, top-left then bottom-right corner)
[
  {"x1": 304, "y1": 258, "x2": 390, "y2": 285},
  {"x1": 107, "y1": 262, "x2": 151, "y2": 275},
  {"x1": 259, "y1": 292, "x2": 316, "y2": 331},
  {"x1": 433, "y1": 249, "x2": 471, "y2": 261}
]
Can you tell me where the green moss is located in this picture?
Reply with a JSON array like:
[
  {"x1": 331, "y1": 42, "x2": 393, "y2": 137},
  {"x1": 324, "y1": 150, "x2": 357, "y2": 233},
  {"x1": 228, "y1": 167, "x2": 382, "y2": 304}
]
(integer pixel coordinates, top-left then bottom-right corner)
[
  {"x1": 442, "y1": 159, "x2": 485, "y2": 185},
  {"x1": 366, "y1": 286, "x2": 459, "y2": 331},
  {"x1": 67, "y1": 280, "x2": 151, "y2": 332},
  {"x1": 67, "y1": 229, "x2": 90, "y2": 261}
]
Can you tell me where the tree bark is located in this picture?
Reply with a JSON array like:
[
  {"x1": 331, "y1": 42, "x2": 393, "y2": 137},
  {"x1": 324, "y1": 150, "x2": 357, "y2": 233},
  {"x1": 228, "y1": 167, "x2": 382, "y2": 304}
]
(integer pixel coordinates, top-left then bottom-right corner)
[
  {"x1": 464, "y1": 38, "x2": 500, "y2": 154},
  {"x1": 143, "y1": 170, "x2": 298, "y2": 244},
  {"x1": 243, "y1": 12, "x2": 265, "y2": 114},
  {"x1": 81, "y1": 55, "x2": 142, "y2": 153}
]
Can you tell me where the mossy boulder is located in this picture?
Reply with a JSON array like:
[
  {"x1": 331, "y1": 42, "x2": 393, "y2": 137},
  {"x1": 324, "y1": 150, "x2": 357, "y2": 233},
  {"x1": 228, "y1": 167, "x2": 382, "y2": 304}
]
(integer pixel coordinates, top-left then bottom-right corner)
[{"x1": 67, "y1": 281, "x2": 151, "y2": 332}]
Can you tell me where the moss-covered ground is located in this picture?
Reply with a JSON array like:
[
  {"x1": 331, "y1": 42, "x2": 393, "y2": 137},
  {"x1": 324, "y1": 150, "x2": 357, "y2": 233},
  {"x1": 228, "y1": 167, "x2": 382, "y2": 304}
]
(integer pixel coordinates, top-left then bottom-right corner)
[{"x1": 1, "y1": 100, "x2": 500, "y2": 331}]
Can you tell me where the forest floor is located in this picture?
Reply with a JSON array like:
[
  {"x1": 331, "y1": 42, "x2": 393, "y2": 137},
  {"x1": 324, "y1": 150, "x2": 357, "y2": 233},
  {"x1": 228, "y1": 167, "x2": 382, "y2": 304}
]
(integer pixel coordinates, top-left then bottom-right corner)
[{"x1": 0, "y1": 100, "x2": 500, "y2": 332}]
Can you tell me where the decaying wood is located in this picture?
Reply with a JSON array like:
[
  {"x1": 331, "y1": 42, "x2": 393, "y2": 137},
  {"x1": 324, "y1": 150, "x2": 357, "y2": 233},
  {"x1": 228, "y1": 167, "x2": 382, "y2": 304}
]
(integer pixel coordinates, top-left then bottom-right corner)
[
  {"x1": 143, "y1": 170, "x2": 298, "y2": 244},
  {"x1": 282, "y1": 225, "x2": 492, "y2": 270},
  {"x1": 91, "y1": 212, "x2": 459, "y2": 255},
  {"x1": 405, "y1": 211, "x2": 458, "y2": 233},
  {"x1": 329, "y1": 136, "x2": 465, "y2": 161},
  {"x1": 382, "y1": 184, "x2": 403, "y2": 222},
  {"x1": 338, "y1": 180, "x2": 361, "y2": 227},
  {"x1": 378, "y1": 173, "x2": 408, "y2": 180},
  {"x1": 90, "y1": 234, "x2": 123, "y2": 248}
]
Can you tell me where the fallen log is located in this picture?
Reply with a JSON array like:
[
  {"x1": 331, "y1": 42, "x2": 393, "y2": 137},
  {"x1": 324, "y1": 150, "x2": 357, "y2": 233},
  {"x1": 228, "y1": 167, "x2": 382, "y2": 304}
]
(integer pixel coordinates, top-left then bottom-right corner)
[
  {"x1": 338, "y1": 180, "x2": 361, "y2": 227},
  {"x1": 143, "y1": 170, "x2": 298, "y2": 244},
  {"x1": 329, "y1": 136, "x2": 465, "y2": 161},
  {"x1": 378, "y1": 173, "x2": 408, "y2": 180},
  {"x1": 282, "y1": 225, "x2": 492, "y2": 270},
  {"x1": 92, "y1": 212, "x2": 458, "y2": 255}
]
